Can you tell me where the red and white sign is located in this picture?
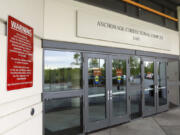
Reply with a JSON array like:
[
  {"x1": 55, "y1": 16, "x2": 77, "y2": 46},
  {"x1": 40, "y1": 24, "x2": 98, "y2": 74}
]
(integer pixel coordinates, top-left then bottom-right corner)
[{"x1": 7, "y1": 16, "x2": 33, "y2": 91}]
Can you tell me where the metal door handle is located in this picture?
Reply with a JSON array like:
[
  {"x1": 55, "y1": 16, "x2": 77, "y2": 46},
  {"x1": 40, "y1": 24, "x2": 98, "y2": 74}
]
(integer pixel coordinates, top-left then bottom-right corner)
[
  {"x1": 110, "y1": 90, "x2": 112, "y2": 100},
  {"x1": 155, "y1": 85, "x2": 158, "y2": 94},
  {"x1": 107, "y1": 91, "x2": 110, "y2": 101},
  {"x1": 110, "y1": 90, "x2": 112, "y2": 97}
]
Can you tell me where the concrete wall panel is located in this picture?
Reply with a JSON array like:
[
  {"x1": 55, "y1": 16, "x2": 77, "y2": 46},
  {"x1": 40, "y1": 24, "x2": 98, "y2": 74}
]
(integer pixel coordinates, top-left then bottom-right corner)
[
  {"x1": 44, "y1": 0, "x2": 179, "y2": 55},
  {"x1": 0, "y1": 0, "x2": 44, "y2": 37}
]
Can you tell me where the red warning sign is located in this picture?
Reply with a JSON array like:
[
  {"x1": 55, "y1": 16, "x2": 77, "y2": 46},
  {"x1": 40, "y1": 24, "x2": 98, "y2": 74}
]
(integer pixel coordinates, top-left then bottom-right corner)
[{"x1": 7, "y1": 16, "x2": 33, "y2": 91}]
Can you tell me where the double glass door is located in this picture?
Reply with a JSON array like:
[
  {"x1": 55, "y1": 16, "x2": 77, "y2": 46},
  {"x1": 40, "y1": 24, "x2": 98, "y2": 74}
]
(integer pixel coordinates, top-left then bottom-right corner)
[
  {"x1": 142, "y1": 58, "x2": 168, "y2": 117},
  {"x1": 84, "y1": 53, "x2": 130, "y2": 132},
  {"x1": 84, "y1": 54, "x2": 168, "y2": 132}
]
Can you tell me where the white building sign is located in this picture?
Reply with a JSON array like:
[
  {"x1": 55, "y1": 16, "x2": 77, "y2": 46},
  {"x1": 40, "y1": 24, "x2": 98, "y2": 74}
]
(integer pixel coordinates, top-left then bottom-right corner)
[{"x1": 77, "y1": 11, "x2": 178, "y2": 51}]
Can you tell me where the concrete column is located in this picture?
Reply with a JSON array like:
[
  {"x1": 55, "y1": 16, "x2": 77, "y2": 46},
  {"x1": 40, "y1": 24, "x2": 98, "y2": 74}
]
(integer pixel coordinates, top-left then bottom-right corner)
[
  {"x1": 175, "y1": 6, "x2": 180, "y2": 105},
  {"x1": 177, "y1": 7, "x2": 180, "y2": 56}
]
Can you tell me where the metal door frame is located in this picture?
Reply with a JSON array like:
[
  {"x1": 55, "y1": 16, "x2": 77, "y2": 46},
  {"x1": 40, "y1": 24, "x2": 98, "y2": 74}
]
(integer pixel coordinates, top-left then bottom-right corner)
[
  {"x1": 42, "y1": 40, "x2": 179, "y2": 135},
  {"x1": 84, "y1": 53, "x2": 110, "y2": 133},
  {"x1": 156, "y1": 58, "x2": 169, "y2": 113},
  {"x1": 141, "y1": 57, "x2": 157, "y2": 117},
  {"x1": 43, "y1": 49, "x2": 85, "y2": 135},
  {"x1": 109, "y1": 55, "x2": 130, "y2": 126},
  {"x1": 128, "y1": 56, "x2": 142, "y2": 119}
]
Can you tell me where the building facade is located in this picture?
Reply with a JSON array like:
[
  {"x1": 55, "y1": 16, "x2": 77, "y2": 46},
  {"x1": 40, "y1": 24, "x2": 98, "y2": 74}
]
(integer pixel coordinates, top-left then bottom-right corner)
[{"x1": 0, "y1": 0, "x2": 180, "y2": 135}]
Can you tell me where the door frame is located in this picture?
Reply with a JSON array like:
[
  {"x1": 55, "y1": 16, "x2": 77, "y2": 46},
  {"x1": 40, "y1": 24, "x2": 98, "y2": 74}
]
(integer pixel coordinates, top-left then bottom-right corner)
[
  {"x1": 84, "y1": 53, "x2": 131, "y2": 132},
  {"x1": 42, "y1": 40, "x2": 179, "y2": 135},
  {"x1": 141, "y1": 57, "x2": 157, "y2": 117},
  {"x1": 156, "y1": 58, "x2": 169, "y2": 113},
  {"x1": 84, "y1": 53, "x2": 110, "y2": 133},
  {"x1": 109, "y1": 55, "x2": 130, "y2": 126},
  {"x1": 128, "y1": 56, "x2": 142, "y2": 120}
]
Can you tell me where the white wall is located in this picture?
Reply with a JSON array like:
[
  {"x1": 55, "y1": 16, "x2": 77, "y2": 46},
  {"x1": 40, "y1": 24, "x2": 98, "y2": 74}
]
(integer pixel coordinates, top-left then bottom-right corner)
[
  {"x1": 44, "y1": 0, "x2": 179, "y2": 55},
  {"x1": 0, "y1": 0, "x2": 44, "y2": 37},
  {"x1": 167, "y1": 61, "x2": 180, "y2": 105},
  {"x1": 0, "y1": 0, "x2": 179, "y2": 135},
  {"x1": 0, "y1": 0, "x2": 43, "y2": 135}
]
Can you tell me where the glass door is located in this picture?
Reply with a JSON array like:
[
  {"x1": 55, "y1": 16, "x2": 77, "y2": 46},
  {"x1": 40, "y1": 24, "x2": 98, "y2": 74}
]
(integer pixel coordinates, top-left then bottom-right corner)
[
  {"x1": 84, "y1": 53, "x2": 130, "y2": 132},
  {"x1": 109, "y1": 55, "x2": 130, "y2": 125},
  {"x1": 84, "y1": 53, "x2": 110, "y2": 132},
  {"x1": 156, "y1": 59, "x2": 168, "y2": 113},
  {"x1": 142, "y1": 58, "x2": 156, "y2": 117},
  {"x1": 129, "y1": 56, "x2": 142, "y2": 119}
]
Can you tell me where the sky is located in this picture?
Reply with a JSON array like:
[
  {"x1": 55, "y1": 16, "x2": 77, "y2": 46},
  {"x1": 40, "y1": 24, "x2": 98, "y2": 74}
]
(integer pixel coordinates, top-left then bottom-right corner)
[{"x1": 44, "y1": 50, "x2": 80, "y2": 69}]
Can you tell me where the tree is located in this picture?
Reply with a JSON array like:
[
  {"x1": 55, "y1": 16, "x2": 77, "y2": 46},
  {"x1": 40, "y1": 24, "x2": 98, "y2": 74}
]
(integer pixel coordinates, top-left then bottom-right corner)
[
  {"x1": 89, "y1": 58, "x2": 99, "y2": 68},
  {"x1": 112, "y1": 59, "x2": 126, "y2": 75},
  {"x1": 72, "y1": 53, "x2": 81, "y2": 65},
  {"x1": 145, "y1": 62, "x2": 154, "y2": 73},
  {"x1": 130, "y1": 57, "x2": 140, "y2": 76}
]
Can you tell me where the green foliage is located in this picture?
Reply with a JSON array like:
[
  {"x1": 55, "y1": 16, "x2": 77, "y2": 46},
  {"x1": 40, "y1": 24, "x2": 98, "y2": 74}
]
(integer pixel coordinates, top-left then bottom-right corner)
[
  {"x1": 130, "y1": 57, "x2": 140, "y2": 76},
  {"x1": 145, "y1": 62, "x2": 154, "y2": 73},
  {"x1": 44, "y1": 68, "x2": 82, "y2": 84},
  {"x1": 89, "y1": 58, "x2": 99, "y2": 68},
  {"x1": 72, "y1": 53, "x2": 81, "y2": 65},
  {"x1": 112, "y1": 59, "x2": 126, "y2": 76}
]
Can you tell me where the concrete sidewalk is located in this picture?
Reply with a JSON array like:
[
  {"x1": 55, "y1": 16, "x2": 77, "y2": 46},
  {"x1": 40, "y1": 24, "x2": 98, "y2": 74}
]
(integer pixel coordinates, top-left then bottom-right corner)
[{"x1": 89, "y1": 107, "x2": 180, "y2": 135}]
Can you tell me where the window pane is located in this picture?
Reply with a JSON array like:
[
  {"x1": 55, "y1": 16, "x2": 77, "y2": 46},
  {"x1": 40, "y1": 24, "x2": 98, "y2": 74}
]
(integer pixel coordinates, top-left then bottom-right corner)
[
  {"x1": 112, "y1": 59, "x2": 127, "y2": 117},
  {"x1": 165, "y1": 9, "x2": 177, "y2": 30},
  {"x1": 126, "y1": 1, "x2": 139, "y2": 18},
  {"x1": 144, "y1": 61, "x2": 155, "y2": 109},
  {"x1": 130, "y1": 57, "x2": 142, "y2": 119},
  {"x1": 139, "y1": 0, "x2": 164, "y2": 26},
  {"x1": 77, "y1": 0, "x2": 126, "y2": 13},
  {"x1": 44, "y1": 50, "x2": 82, "y2": 92},
  {"x1": 45, "y1": 97, "x2": 83, "y2": 135},
  {"x1": 158, "y1": 62, "x2": 166, "y2": 86},
  {"x1": 130, "y1": 89, "x2": 142, "y2": 119},
  {"x1": 158, "y1": 62, "x2": 167, "y2": 106},
  {"x1": 88, "y1": 58, "x2": 106, "y2": 122},
  {"x1": 130, "y1": 57, "x2": 141, "y2": 85}
]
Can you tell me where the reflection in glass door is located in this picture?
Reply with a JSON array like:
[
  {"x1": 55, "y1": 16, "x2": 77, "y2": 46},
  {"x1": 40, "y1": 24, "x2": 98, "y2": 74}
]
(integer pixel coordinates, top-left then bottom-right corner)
[
  {"x1": 157, "y1": 60, "x2": 168, "y2": 112},
  {"x1": 142, "y1": 58, "x2": 156, "y2": 116},
  {"x1": 85, "y1": 54, "x2": 130, "y2": 132},
  {"x1": 129, "y1": 56, "x2": 142, "y2": 119},
  {"x1": 110, "y1": 56, "x2": 129, "y2": 125},
  {"x1": 88, "y1": 58, "x2": 106, "y2": 122},
  {"x1": 142, "y1": 58, "x2": 168, "y2": 116},
  {"x1": 142, "y1": 59, "x2": 156, "y2": 116},
  {"x1": 85, "y1": 54, "x2": 109, "y2": 132}
]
